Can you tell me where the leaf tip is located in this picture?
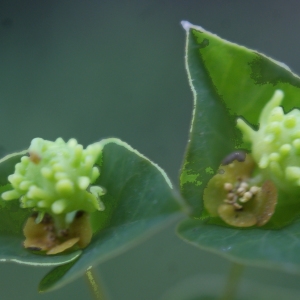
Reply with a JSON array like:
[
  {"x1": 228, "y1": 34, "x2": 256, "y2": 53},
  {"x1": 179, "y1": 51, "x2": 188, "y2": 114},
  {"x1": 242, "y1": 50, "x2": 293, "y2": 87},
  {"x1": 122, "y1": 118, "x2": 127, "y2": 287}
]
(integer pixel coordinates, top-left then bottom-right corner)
[
  {"x1": 181, "y1": 20, "x2": 192, "y2": 31},
  {"x1": 180, "y1": 20, "x2": 205, "y2": 32}
]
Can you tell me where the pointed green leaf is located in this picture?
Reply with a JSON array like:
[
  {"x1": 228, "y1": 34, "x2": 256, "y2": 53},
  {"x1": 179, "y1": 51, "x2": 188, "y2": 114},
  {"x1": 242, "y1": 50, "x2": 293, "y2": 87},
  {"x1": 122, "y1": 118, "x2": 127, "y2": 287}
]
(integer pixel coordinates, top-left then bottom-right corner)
[
  {"x1": 180, "y1": 21, "x2": 300, "y2": 217},
  {"x1": 181, "y1": 21, "x2": 300, "y2": 124},
  {"x1": 179, "y1": 21, "x2": 300, "y2": 272},
  {"x1": 178, "y1": 218, "x2": 300, "y2": 273},
  {"x1": 39, "y1": 138, "x2": 184, "y2": 292},
  {"x1": 180, "y1": 22, "x2": 237, "y2": 217}
]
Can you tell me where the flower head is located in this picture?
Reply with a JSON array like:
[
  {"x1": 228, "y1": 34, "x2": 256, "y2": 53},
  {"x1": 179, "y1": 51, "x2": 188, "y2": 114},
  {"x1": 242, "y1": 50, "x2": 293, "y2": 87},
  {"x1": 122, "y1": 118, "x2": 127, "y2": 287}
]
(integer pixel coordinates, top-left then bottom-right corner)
[
  {"x1": 202, "y1": 91, "x2": 300, "y2": 227},
  {"x1": 204, "y1": 153, "x2": 277, "y2": 227},
  {"x1": 237, "y1": 90, "x2": 300, "y2": 193},
  {"x1": 1, "y1": 137, "x2": 105, "y2": 254}
]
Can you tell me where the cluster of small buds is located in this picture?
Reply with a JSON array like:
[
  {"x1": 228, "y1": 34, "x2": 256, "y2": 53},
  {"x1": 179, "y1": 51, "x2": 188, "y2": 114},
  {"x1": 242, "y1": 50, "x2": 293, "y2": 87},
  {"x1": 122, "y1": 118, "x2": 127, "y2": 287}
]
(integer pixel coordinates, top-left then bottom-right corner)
[
  {"x1": 237, "y1": 90, "x2": 300, "y2": 191},
  {"x1": 223, "y1": 180, "x2": 260, "y2": 210},
  {"x1": 2, "y1": 138, "x2": 105, "y2": 217}
]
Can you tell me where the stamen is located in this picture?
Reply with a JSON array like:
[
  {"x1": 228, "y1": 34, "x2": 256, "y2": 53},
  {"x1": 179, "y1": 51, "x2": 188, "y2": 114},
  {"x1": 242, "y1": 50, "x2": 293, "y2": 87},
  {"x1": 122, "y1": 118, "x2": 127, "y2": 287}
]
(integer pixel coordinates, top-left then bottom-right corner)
[
  {"x1": 237, "y1": 187, "x2": 245, "y2": 195},
  {"x1": 224, "y1": 182, "x2": 233, "y2": 191},
  {"x1": 233, "y1": 203, "x2": 243, "y2": 210},
  {"x1": 240, "y1": 182, "x2": 249, "y2": 189},
  {"x1": 222, "y1": 179, "x2": 258, "y2": 210},
  {"x1": 240, "y1": 191, "x2": 252, "y2": 203},
  {"x1": 249, "y1": 186, "x2": 259, "y2": 194}
]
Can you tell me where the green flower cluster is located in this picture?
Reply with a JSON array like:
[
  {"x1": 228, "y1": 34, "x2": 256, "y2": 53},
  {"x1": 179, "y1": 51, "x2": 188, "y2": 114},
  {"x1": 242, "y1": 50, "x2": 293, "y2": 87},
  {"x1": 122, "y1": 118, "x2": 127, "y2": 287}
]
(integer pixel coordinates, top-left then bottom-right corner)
[
  {"x1": 237, "y1": 90, "x2": 300, "y2": 192},
  {"x1": 2, "y1": 138, "x2": 105, "y2": 220}
]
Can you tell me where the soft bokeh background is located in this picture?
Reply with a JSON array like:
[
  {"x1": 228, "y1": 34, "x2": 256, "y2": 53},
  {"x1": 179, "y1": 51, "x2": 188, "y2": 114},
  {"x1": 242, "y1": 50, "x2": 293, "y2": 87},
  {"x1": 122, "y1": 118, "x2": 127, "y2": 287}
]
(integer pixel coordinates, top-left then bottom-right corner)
[{"x1": 1, "y1": 1, "x2": 300, "y2": 299}]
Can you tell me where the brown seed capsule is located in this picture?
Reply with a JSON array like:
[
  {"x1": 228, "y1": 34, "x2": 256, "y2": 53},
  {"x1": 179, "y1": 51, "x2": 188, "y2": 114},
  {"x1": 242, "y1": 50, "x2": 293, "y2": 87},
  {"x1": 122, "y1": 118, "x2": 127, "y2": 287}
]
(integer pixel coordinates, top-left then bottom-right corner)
[{"x1": 23, "y1": 210, "x2": 93, "y2": 255}]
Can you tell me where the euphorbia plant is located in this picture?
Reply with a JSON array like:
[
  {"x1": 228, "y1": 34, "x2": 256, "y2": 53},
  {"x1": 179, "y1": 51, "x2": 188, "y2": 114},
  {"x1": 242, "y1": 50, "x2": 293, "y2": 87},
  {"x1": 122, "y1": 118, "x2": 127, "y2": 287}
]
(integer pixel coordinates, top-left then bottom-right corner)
[
  {"x1": 177, "y1": 21, "x2": 300, "y2": 299},
  {"x1": 3, "y1": 18, "x2": 300, "y2": 299},
  {"x1": 0, "y1": 137, "x2": 184, "y2": 294}
]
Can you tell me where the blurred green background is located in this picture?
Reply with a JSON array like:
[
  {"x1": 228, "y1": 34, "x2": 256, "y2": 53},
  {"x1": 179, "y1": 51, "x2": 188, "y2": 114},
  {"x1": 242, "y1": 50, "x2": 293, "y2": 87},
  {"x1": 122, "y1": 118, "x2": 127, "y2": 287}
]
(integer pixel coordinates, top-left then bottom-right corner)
[{"x1": 1, "y1": 1, "x2": 300, "y2": 299}]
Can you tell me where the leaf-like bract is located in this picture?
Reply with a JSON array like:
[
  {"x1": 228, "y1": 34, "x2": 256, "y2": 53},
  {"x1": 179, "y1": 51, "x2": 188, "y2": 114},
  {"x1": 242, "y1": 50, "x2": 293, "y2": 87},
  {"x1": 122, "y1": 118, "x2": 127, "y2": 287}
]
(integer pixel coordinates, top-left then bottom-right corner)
[
  {"x1": 179, "y1": 21, "x2": 300, "y2": 272},
  {"x1": 39, "y1": 138, "x2": 184, "y2": 292}
]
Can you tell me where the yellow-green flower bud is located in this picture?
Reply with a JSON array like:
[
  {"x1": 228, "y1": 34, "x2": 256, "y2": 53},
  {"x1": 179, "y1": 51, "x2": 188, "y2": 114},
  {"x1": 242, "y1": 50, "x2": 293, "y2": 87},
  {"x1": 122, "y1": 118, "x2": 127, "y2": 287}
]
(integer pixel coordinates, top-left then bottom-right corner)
[
  {"x1": 237, "y1": 90, "x2": 300, "y2": 192},
  {"x1": 2, "y1": 138, "x2": 105, "y2": 217}
]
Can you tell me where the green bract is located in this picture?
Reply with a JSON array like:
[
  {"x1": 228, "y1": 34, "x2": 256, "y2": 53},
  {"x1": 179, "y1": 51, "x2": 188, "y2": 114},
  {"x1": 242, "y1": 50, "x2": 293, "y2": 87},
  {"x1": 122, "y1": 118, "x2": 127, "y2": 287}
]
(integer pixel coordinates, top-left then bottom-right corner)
[
  {"x1": 238, "y1": 90, "x2": 300, "y2": 193},
  {"x1": 0, "y1": 137, "x2": 183, "y2": 291},
  {"x1": 2, "y1": 138, "x2": 105, "y2": 218},
  {"x1": 178, "y1": 21, "x2": 300, "y2": 273}
]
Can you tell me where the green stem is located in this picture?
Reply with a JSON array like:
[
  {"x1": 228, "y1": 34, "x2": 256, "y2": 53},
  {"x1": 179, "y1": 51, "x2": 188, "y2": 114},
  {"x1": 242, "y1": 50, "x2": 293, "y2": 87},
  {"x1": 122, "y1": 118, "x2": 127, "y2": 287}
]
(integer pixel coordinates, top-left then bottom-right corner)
[
  {"x1": 220, "y1": 262, "x2": 244, "y2": 300},
  {"x1": 85, "y1": 266, "x2": 108, "y2": 300}
]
